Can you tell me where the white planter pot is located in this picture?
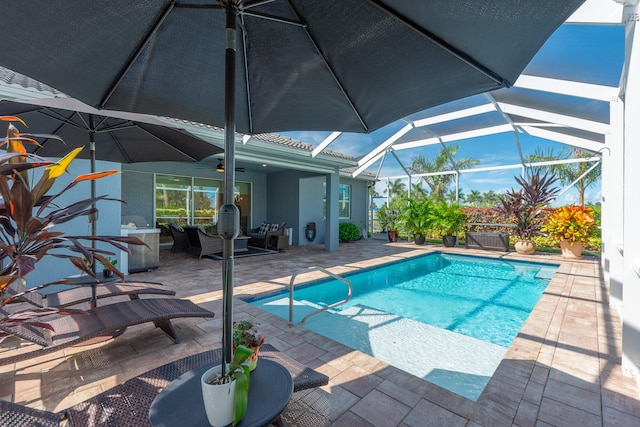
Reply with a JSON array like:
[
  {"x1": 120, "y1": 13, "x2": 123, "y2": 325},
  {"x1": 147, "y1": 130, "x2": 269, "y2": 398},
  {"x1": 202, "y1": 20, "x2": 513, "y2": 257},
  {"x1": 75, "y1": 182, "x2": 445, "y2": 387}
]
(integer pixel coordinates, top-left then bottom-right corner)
[
  {"x1": 201, "y1": 365, "x2": 236, "y2": 427},
  {"x1": 514, "y1": 240, "x2": 536, "y2": 255}
]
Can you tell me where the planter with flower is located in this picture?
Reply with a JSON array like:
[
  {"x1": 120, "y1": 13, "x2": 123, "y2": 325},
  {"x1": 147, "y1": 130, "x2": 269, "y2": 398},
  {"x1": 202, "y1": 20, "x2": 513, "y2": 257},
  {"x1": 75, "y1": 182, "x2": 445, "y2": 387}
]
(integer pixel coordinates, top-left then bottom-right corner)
[
  {"x1": 497, "y1": 171, "x2": 559, "y2": 255},
  {"x1": 541, "y1": 205, "x2": 596, "y2": 259},
  {"x1": 201, "y1": 344, "x2": 253, "y2": 426},
  {"x1": 233, "y1": 320, "x2": 265, "y2": 371}
]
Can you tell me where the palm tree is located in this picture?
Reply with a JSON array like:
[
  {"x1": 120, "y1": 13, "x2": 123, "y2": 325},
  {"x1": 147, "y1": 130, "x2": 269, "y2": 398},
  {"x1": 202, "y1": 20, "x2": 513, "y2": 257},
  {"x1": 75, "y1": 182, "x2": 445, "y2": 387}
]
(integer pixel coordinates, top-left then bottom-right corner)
[
  {"x1": 445, "y1": 188, "x2": 465, "y2": 204},
  {"x1": 482, "y1": 190, "x2": 501, "y2": 207},
  {"x1": 411, "y1": 182, "x2": 429, "y2": 200},
  {"x1": 529, "y1": 147, "x2": 600, "y2": 206},
  {"x1": 384, "y1": 178, "x2": 407, "y2": 199},
  {"x1": 408, "y1": 144, "x2": 479, "y2": 200},
  {"x1": 466, "y1": 190, "x2": 483, "y2": 207}
]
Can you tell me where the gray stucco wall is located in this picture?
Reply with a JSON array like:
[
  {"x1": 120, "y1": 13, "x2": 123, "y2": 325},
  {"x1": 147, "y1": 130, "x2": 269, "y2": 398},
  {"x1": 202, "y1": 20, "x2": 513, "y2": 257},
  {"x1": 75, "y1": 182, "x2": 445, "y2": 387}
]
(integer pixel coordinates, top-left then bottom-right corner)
[{"x1": 28, "y1": 159, "x2": 122, "y2": 291}]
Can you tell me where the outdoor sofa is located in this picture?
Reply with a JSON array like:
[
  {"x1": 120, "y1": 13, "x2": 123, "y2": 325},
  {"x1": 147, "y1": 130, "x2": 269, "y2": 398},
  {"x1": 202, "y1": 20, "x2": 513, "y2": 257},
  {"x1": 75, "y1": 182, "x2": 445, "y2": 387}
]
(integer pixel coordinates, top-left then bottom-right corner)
[{"x1": 248, "y1": 222, "x2": 286, "y2": 249}]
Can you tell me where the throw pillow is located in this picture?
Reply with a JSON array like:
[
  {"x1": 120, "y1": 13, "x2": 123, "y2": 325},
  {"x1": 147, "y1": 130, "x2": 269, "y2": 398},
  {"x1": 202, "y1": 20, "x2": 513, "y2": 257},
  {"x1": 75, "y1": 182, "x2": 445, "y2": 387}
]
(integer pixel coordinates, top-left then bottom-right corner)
[
  {"x1": 258, "y1": 223, "x2": 270, "y2": 234},
  {"x1": 269, "y1": 223, "x2": 280, "y2": 231}
]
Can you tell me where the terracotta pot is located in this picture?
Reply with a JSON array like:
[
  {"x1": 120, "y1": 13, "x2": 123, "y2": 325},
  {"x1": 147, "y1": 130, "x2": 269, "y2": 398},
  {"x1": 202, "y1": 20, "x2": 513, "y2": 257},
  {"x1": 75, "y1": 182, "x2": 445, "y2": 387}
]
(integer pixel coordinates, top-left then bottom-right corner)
[
  {"x1": 201, "y1": 365, "x2": 235, "y2": 427},
  {"x1": 414, "y1": 234, "x2": 425, "y2": 245},
  {"x1": 387, "y1": 230, "x2": 398, "y2": 242},
  {"x1": 514, "y1": 240, "x2": 536, "y2": 255},
  {"x1": 560, "y1": 240, "x2": 583, "y2": 259}
]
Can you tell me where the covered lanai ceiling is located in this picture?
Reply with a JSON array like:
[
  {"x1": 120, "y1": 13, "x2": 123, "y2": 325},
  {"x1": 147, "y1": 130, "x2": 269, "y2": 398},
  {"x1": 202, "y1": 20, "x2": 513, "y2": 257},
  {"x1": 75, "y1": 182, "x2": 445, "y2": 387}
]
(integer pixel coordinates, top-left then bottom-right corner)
[{"x1": 279, "y1": 0, "x2": 627, "y2": 204}]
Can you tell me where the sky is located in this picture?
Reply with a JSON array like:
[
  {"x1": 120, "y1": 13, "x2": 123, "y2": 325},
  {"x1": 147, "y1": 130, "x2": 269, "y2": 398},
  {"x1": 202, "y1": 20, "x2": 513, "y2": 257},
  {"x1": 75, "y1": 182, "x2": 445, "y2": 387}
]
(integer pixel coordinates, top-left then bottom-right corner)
[{"x1": 280, "y1": 22, "x2": 625, "y2": 207}]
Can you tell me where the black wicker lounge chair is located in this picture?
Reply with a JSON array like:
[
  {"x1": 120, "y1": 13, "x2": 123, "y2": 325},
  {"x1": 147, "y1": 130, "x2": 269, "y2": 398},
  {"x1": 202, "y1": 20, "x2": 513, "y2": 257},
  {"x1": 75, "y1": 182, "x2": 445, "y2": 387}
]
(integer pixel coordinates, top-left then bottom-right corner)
[
  {"x1": 183, "y1": 225, "x2": 223, "y2": 259},
  {"x1": 0, "y1": 344, "x2": 328, "y2": 427},
  {"x1": 169, "y1": 222, "x2": 189, "y2": 252},
  {"x1": 0, "y1": 298, "x2": 215, "y2": 365},
  {"x1": 4, "y1": 280, "x2": 176, "y2": 309}
]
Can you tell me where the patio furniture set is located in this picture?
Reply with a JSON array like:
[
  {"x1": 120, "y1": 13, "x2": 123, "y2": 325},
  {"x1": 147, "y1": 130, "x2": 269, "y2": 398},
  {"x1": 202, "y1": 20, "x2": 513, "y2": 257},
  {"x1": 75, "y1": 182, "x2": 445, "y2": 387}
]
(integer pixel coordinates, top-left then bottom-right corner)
[
  {"x1": 170, "y1": 222, "x2": 288, "y2": 258},
  {"x1": 0, "y1": 344, "x2": 329, "y2": 426}
]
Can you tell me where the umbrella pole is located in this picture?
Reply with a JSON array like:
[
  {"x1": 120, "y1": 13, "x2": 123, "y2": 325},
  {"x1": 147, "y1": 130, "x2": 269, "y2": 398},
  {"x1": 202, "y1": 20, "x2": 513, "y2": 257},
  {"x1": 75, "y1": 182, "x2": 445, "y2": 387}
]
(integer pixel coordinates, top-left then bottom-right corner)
[
  {"x1": 89, "y1": 115, "x2": 97, "y2": 309},
  {"x1": 219, "y1": 4, "x2": 240, "y2": 373}
]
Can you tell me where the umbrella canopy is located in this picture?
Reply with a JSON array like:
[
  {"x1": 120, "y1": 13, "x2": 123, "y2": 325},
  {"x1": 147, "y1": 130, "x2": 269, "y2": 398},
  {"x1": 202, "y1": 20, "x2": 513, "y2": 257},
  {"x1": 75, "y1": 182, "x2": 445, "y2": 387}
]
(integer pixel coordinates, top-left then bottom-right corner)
[
  {"x1": 0, "y1": 0, "x2": 584, "y2": 135},
  {"x1": 0, "y1": 97, "x2": 223, "y2": 308},
  {"x1": 0, "y1": 0, "x2": 585, "y2": 372},
  {"x1": 0, "y1": 98, "x2": 223, "y2": 163}
]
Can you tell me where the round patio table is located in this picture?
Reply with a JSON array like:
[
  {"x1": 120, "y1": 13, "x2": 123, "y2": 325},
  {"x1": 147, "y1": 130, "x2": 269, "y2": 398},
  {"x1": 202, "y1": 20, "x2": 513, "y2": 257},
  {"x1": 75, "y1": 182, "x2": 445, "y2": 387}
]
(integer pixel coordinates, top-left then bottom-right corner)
[{"x1": 149, "y1": 358, "x2": 293, "y2": 427}]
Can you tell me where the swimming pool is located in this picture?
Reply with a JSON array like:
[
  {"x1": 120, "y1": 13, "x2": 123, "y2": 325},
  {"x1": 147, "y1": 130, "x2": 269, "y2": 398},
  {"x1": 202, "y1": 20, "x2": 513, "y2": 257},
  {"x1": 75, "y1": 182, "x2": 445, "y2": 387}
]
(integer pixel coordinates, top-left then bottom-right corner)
[{"x1": 249, "y1": 253, "x2": 558, "y2": 400}]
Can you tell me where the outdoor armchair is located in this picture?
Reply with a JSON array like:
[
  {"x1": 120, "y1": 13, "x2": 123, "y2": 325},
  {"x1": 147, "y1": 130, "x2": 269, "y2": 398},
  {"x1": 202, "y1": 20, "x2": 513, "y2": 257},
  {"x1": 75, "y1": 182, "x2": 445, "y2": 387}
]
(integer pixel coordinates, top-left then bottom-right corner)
[
  {"x1": 183, "y1": 225, "x2": 223, "y2": 259},
  {"x1": 168, "y1": 222, "x2": 189, "y2": 253}
]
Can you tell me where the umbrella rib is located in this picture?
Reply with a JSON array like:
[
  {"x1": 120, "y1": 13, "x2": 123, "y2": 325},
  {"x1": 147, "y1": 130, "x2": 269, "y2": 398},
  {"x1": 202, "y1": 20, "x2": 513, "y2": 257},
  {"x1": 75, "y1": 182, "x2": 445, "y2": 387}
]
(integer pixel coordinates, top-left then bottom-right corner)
[
  {"x1": 137, "y1": 125, "x2": 199, "y2": 162},
  {"x1": 107, "y1": 132, "x2": 133, "y2": 164},
  {"x1": 285, "y1": 0, "x2": 369, "y2": 132},
  {"x1": 99, "y1": 1, "x2": 177, "y2": 108},
  {"x1": 367, "y1": 0, "x2": 508, "y2": 87}
]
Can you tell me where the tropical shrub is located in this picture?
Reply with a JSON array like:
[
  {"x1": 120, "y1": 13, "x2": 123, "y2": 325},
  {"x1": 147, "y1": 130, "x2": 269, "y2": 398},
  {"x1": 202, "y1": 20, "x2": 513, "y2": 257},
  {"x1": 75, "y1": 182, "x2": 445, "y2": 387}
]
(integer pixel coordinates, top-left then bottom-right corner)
[
  {"x1": 377, "y1": 199, "x2": 403, "y2": 231},
  {"x1": 430, "y1": 200, "x2": 465, "y2": 236},
  {"x1": 497, "y1": 171, "x2": 559, "y2": 240},
  {"x1": 0, "y1": 117, "x2": 144, "y2": 327},
  {"x1": 400, "y1": 197, "x2": 433, "y2": 236},
  {"x1": 541, "y1": 205, "x2": 596, "y2": 244},
  {"x1": 339, "y1": 222, "x2": 361, "y2": 242}
]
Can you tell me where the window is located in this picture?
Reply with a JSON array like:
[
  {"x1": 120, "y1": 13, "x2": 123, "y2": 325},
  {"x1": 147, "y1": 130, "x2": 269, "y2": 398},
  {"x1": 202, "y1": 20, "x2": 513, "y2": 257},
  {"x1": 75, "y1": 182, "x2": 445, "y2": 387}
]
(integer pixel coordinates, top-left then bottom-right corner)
[
  {"x1": 324, "y1": 183, "x2": 351, "y2": 219},
  {"x1": 155, "y1": 175, "x2": 251, "y2": 234}
]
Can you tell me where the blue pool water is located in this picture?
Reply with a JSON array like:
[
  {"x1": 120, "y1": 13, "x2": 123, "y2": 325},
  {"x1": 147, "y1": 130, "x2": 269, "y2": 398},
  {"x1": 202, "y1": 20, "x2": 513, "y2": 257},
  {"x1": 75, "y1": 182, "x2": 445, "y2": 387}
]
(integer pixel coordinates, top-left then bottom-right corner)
[{"x1": 250, "y1": 253, "x2": 557, "y2": 400}]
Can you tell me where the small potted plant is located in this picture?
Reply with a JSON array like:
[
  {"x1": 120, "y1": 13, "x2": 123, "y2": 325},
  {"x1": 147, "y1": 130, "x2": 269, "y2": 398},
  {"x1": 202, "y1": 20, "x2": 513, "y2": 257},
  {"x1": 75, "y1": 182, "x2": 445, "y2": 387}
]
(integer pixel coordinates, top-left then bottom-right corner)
[
  {"x1": 377, "y1": 200, "x2": 402, "y2": 242},
  {"x1": 201, "y1": 345, "x2": 253, "y2": 426},
  {"x1": 101, "y1": 256, "x2": 118, "y2": 278},
  {"x1": 541, "y1": 205, "x2": 596, "y2": 259},
  {"x1": 232, "y1": 320, "x2": 265, "y2": 371}
]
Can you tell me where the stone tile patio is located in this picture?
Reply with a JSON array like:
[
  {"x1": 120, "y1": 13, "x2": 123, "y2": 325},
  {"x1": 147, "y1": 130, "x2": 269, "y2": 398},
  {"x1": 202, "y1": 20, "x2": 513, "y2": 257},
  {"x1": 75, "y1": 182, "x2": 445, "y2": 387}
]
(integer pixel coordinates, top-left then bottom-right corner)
[{"x1": 1, "y1": 238, "x2": 639, "y2": 426}]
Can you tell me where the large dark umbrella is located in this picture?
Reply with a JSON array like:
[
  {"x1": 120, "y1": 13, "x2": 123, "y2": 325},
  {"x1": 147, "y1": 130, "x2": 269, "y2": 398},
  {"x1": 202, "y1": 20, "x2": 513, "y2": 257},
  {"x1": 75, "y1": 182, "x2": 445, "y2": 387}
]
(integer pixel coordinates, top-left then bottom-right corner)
[
  {"x1": 0, "y1": 97, "x2": 223, "y2": 306},
  {"x1": 0, "y1": 0, "x2": 585, "y2": 367}
]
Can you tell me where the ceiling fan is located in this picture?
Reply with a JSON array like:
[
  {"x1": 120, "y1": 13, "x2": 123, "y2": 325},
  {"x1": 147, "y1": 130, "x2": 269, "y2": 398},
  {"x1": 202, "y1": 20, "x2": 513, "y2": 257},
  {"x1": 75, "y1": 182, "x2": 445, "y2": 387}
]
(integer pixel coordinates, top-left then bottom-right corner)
[{"x1": 216, "y1": 159, "x2": 245, "y2": 173}]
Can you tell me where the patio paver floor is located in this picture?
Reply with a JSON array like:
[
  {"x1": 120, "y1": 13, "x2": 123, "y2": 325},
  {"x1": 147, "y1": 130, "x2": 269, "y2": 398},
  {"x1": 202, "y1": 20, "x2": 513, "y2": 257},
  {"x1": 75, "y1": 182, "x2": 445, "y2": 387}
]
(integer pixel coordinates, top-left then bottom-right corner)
[{"x1": 1, "y1": 238, "x2": 639, "y2": 426}]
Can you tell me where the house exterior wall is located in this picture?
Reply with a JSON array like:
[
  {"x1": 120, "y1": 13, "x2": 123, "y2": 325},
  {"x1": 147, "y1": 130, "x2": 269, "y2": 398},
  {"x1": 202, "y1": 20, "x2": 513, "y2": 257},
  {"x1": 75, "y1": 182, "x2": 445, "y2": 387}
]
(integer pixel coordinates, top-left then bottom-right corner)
[{"x1": 28, "y1": 159, "x2": 122, "y2": 291}]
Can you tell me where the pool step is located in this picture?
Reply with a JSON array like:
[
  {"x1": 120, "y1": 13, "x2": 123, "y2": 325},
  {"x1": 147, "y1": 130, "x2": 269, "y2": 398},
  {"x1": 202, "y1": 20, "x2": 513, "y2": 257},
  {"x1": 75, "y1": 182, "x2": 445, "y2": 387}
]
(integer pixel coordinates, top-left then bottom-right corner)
[{"x1": 299, "y1": 304, "x2": 508, "y2": 401}]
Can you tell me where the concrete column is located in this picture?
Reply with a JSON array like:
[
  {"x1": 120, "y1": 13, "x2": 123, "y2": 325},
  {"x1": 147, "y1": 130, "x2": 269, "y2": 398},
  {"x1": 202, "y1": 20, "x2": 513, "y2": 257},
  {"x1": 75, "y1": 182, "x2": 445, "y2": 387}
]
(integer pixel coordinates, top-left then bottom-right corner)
[
  {"x1": 622, "y1": 4, "x2": 640, "y2": 376},
  {"x1": 603, "y1": 98, "x2": 624, "y2": 310},
  {"x1": 324, "y1": 168, "x2": 340, "y2": 252}
]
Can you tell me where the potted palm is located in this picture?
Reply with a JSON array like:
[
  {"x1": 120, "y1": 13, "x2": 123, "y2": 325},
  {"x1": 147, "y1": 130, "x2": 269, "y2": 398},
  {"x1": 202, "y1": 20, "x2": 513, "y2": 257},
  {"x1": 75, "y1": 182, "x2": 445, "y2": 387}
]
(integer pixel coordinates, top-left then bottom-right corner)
[
  {"x1": 541, "y1": 205, "x2": 596, "y2": 259},
  {"x1": 497, "y1": 171, "x2": 559, "y2": 254},
  {"x1": 430, "y1": 200, "x2": 465, "y2": 247},
  {"x1": 377, "y1": 201, "x2": 402, "y2": 242},
  {"x1": 400, "y1": 197, "x2": 433, "y2": 245}
]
